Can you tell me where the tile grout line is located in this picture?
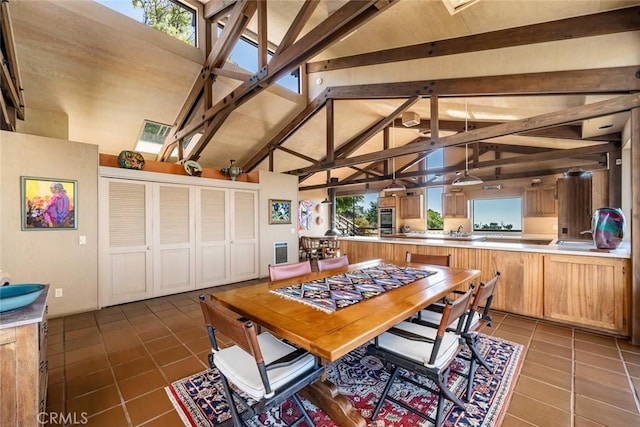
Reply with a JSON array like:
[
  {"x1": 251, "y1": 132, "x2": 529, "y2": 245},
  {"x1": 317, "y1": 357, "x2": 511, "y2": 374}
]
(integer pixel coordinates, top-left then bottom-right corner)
[{"x1": 616, "y1": 337, "x2": 640, "y2": 415}]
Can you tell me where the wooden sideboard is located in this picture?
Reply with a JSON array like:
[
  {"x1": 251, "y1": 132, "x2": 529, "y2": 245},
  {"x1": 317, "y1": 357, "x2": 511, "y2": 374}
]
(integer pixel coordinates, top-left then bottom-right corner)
[
  {"x1": 0, "y1": 286, "x2": 49, "y2": 426},
  {"x1": 340, "y1": 240, "x2": 630, "y2": 336}
]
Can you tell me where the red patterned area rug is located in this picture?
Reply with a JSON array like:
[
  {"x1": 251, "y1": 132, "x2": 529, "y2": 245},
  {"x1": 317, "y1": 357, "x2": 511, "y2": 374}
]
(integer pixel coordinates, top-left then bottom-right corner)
[{"x1": 166, "y1": 334, "x2": 523, "y2": 426}]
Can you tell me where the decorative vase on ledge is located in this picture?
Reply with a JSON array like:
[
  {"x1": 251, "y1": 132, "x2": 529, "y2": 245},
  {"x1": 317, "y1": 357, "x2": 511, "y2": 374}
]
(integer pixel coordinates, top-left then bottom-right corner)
[
  {"x1": 592, "y1": 207, "x2": 625, "y2": 249},
  {"x1": 221, "y1": 159, "x2": 242, "y2": 181}
]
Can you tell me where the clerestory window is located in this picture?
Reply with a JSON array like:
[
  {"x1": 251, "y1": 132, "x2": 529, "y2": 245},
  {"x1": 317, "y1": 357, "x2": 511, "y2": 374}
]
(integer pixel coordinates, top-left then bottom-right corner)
[{"x1": 97, "y1": 0, "x2": 197, "y2": 47}]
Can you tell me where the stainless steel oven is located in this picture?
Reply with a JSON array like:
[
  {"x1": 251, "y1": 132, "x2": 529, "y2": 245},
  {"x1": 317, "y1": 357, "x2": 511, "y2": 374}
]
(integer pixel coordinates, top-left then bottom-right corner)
[{"x1": 378, "y1": 208, "x2": 395, "y2": 235}]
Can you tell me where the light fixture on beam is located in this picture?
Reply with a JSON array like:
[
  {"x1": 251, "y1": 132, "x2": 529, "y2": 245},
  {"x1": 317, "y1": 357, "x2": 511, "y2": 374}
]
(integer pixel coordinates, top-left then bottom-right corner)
[
  {"x1": 452, "y1": 99, "x2": 482, "y2": 186},
  {"x1": 401, "y1": 111, "x2": 420, "y2": 127},
  {"x1": 384, "y1": 121, "x2": 406, "y2": 192}
]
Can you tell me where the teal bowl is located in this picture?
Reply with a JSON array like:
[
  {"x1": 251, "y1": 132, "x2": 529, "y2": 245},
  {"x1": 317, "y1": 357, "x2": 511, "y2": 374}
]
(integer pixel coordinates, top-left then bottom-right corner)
[{"x1": 0, "y1": 284, "x2": 46, "y2": 313}]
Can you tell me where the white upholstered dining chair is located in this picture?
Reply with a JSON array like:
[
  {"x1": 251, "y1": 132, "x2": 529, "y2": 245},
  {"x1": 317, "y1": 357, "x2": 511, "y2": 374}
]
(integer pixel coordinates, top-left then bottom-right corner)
[
  {"x1": 199, "y1": 294, "x2": 324, "y2": 426},
  {"x1": 366, "y1": 287, "x2": 474, "y2": 426}
]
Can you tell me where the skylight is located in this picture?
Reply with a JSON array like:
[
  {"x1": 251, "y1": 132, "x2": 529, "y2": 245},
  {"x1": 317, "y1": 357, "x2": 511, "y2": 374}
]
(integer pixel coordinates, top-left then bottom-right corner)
[
  {"x1": 135, "y1": 120, "x2": 172, "y2": 154},
  {"x1": 96, "y1": 0, "x2": 197, "y2": 46}
]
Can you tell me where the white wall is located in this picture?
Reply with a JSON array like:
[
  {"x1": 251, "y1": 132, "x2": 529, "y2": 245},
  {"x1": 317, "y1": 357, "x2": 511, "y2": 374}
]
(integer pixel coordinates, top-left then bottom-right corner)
[
  {"x1": 258, "y1": 170, "x2": 301, "y2": 278},
  {"x1": 0, "y1": 132, "x2": 99, "y2": 317}
]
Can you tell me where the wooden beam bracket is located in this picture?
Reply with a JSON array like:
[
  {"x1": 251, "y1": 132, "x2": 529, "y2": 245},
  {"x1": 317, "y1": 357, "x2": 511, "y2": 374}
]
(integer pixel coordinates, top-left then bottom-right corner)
[{"x1": 247, "y1": 65, "x2": 268, "y2": 89}]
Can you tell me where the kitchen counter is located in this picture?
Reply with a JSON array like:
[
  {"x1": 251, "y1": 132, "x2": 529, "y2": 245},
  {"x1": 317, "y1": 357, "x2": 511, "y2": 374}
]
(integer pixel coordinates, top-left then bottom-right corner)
[
  {"x1": 338, "y1": 236, "x2": 631, "y2": 336},
  {"x1": 0, "y1": 284, "x2": 49, "y2": 329},
  {"x1": 387, "y1": 233, "x2": 486, "y2": 241},
  {"x1": 340, "y1": 235, "x2": 631, "y2": 258}
]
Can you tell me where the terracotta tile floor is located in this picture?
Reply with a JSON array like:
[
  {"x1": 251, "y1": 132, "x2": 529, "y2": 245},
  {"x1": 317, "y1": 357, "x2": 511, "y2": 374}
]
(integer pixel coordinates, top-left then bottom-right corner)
[{"x1": 46, "y1": 281, "x2": 640, "y2": 426}]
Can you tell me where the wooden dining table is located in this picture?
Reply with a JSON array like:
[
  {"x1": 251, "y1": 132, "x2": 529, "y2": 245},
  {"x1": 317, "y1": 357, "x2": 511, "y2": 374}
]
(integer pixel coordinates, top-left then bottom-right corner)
[{"x1": 209, "y1": 258, "x2": 481, "y2": 427}]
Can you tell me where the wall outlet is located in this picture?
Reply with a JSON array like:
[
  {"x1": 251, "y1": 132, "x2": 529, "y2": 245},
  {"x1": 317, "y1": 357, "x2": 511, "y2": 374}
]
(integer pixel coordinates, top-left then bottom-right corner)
[
  {"x1": 54, "y1": 288, "x2": 63, "y2": 298},
  {"x1": 552, "y1": 224, "x2": 558, "y2": 231},
  {"x1": 79, "y1": 235, "x2": 87, "y2": 245}
]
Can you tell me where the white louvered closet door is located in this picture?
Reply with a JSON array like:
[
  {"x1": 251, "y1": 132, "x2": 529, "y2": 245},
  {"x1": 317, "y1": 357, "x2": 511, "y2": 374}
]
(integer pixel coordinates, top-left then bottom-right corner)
[
  {"x1": 100, "y1": 179, "x2": 153, "y2": 306},
  {"x1": 230, "y1": 189, "x2": 259, "y2": 282},
  {"x1": 153, "y1": 183, "x2": 195, "y2": 296},
  {"x1": 196, "y1": 188, "x2": 230, "y2": 288}
]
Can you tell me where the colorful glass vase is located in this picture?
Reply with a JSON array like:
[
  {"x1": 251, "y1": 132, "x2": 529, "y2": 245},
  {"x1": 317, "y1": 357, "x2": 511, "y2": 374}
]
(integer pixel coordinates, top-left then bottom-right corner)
[{"x1": 592, "y1": 208, "x2": 625, "y2": 249}]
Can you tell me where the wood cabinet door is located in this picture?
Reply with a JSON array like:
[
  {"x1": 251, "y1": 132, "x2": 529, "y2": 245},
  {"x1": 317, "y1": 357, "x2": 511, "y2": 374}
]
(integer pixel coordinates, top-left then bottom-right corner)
[
  {"x1": 443, "y1": 193, "x2": 467, "y2": 218},
  {"x1": 523, "y1": 188, "x2": 539, "y2": 217},
  {"x1": 473, "y1": 249, "x2": 543, "y2": 317},
  {"x1": 400, "y1": 195, "x2": 423, "y2": 219},
  {"x1": 543, "y1": 255, "x2": 629, "y2": 334},
  {"x1": 378, "y1": 197, "x2": 396, "y2": 207},
  {"x1": 557, "y1": 175, "x2": 592, "y2": 240},
  {"x1": 524, "y1": 187, "x2": 557, "y2": 217},
  {"x1": 538, "y1": 186, "x2": 557, "y2": 216}
]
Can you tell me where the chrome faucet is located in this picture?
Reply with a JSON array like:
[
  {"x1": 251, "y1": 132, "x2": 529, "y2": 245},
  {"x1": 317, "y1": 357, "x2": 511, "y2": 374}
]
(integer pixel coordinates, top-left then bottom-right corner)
[{"x1": 456, "y1": 225, "x2": 464, "y2": 236}]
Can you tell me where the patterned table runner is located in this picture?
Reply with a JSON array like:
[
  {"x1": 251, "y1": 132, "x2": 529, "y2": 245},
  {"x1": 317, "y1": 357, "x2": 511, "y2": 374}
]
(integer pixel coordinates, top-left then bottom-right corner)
[{"x1": 269, "y1": 263, "x2": 437, "y2": 313}]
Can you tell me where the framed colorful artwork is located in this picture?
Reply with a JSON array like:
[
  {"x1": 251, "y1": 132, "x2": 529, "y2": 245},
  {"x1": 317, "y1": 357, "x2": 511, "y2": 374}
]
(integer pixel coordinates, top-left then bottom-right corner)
[
  {"x1": 21, "y1": 176, "x2": 77, "y2": 230},
  {"x1": 269, "y1": 199, "x2": 292, "y2": 224},
  {"x1": 298, "y1": 200, "x2": 313, "y2": 230}
]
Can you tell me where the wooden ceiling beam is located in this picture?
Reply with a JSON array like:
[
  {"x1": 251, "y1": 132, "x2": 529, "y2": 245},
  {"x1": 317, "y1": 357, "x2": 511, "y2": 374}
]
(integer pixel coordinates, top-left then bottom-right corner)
[
  {"x1": 242, "y1": 89, "x2": 329, "y2": 171},
  {"x1": 393, "y1": 118, "x2": 621, "y2": 142},
  {"x1": 203, "y1": 0, "x2": 237, "y2": 20},
  {"x1": 0, "y1": 1, "x2": 24, "y2": 119},
  {"x1": 297, "y1": 96, "x2": 420, "y2": 183},
  {"x1": 299, "y1": 162, "x2": 608, "y2": 191},
  {"x1": 246, "y1": 66, "x2": 634, "y2": 172},
  {"x1": 287, "y1": 93, "x2": 640, "y2": 175},
  {"x1": 336, "y1": 96, "x2": 421, "y2": 159},
  {"x1": 211, "y1": 67, "x2": 253, "y2": 81},
  {"x1": 179, "y1": 0, "x2": 397, "y2": 161},
  {"x1": 326, "y1": 99, "x2": 335, "y2": 163},
  {"x1": 257, "y1": 0, "x2": 267, "y2": 68},
  {"x1": 158, "y1": 1, "x2": 257, "y2": 161},
  {"x1": 275, "y1": 145, "x2": 321, "y2": 165},
  {"x1": 327, "y1": 66, "x2": 640, "y2": 99},
  {"x1": 205, "y1": 0, "x2": 258, "y2": 70},
  {"x1": 275, "y1": 0, "x2": 320, "y2": 54},
  {"x1": 306, "y1": 6, "x2": 640, "y2": 73}
]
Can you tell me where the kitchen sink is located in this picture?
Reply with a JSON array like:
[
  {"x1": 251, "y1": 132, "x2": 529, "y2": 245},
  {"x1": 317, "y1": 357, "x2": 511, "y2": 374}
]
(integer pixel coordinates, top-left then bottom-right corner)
[{"x1": 399, "y1": 233, "x2": 486, "y2": 241}]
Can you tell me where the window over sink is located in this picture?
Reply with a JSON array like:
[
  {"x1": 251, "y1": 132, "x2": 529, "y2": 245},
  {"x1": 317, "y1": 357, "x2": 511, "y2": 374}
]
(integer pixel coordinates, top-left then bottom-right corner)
[{"x1": 472, "y1": 197, "x2": 522, "y2": 232}]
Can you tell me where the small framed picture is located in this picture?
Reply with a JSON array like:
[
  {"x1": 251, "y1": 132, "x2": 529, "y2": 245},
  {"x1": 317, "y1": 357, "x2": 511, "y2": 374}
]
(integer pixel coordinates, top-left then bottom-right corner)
[
  {"x1": 21, "y1": 176, "x2": 77, "y2": 230},
  {"x1": 269, "y1": 199, "x2": 292, "y2": 224}
]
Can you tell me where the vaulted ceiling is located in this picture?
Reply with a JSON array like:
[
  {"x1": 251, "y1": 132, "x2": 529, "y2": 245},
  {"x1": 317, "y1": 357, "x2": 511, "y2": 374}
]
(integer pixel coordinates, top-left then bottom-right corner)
[{"x1": 3, "y1": 0, "x2": 640, "y2": 195}]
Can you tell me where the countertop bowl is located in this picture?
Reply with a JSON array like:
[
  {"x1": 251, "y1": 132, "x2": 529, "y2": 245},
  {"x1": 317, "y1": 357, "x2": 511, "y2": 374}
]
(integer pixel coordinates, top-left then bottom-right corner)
[{"x1": 0, "y1": 284, "x2": 46, "y2": 313}]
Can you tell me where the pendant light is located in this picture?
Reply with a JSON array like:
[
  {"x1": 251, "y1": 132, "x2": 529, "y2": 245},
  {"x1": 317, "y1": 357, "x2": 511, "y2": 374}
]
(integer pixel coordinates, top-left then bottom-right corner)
[
  {"x1": 384, "y1": 120, "x2": 406, "y2": 192},
  {"x1": 452, "y1": 99, "x2": 482, "y2": 186}
]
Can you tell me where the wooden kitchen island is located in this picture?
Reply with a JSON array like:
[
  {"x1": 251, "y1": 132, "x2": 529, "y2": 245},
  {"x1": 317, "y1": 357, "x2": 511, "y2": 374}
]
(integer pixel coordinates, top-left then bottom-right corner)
[{"x1": 339, "y1": 236, "x2": 631, "y2": 337}]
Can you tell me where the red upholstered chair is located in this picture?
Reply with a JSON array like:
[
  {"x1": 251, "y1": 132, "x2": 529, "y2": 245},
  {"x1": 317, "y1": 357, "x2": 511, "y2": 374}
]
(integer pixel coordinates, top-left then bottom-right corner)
[
  {"x1": 268, "y1": 260, "x2": 312, "y2": 281},
  {"x1": 317, "y1": 255, "x2": 349, "y2": 272}
]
